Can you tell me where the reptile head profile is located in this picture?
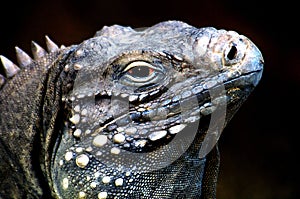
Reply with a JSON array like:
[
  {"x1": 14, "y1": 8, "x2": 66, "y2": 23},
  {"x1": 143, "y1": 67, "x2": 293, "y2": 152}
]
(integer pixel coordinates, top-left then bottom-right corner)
[
  {"x1": 0, "y1": 21, "x2": 263, "y2": 198},
  {"x1": 48, "y1": 21, "x2": 263, "y2": 198}
]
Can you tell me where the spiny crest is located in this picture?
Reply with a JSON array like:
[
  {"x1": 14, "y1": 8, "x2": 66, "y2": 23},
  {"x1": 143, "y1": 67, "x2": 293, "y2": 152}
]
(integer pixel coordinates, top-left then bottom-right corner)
[{"x1": 0, "y1": 35, "x2": 59, "y2": 88}]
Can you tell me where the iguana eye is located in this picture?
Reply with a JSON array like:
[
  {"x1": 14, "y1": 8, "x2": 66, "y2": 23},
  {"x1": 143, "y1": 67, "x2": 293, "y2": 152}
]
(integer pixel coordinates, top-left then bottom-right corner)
[{"x1": 120, "y1": 61, "x2": 164, "y2": 87}]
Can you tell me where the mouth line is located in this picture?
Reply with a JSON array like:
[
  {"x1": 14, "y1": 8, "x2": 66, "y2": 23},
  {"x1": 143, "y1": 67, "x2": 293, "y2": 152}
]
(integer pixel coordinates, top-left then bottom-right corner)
[
  {"x1": 153, "y1": 69, "x2": 263, "y2": 119},
  {"x1": 91, "y1": 69, "x2": 262, "y2": 136},
  {"x1": 223, "y1": 69, "x2": 263, "y2": 90}
]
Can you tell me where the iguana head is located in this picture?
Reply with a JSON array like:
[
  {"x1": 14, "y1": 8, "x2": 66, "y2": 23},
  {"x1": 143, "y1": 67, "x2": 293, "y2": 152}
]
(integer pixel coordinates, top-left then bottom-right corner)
[
  {"x1": 47, "y1": 21, "x2": 263, "y2": 198},
  {"x1": 0, "y1": 18, "x2": 263, "y2": 198}
]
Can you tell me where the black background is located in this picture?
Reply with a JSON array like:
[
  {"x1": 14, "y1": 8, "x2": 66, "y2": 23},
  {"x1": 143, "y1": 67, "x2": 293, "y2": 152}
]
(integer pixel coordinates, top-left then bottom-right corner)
[{"x1": 0, "y1": 0, "x2": 299, "y2": 198}]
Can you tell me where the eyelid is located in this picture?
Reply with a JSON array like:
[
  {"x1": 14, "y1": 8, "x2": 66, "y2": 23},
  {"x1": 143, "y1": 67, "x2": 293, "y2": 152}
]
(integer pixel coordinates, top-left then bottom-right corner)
[{"x1": 123, "y1": 61, "x2": 157, "y2": 72}]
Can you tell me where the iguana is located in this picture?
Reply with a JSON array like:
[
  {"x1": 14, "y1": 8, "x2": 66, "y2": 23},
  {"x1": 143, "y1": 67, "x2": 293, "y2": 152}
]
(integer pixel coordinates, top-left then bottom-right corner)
[{"x1": 0, "y1": 21, "x2": 263, "y2": 199}]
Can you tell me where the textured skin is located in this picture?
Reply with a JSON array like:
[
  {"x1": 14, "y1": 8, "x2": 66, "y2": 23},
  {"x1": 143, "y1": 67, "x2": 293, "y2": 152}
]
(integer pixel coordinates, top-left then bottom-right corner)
[{"x1": 0, "y1": 21, "x2": 263, "y2": 198}]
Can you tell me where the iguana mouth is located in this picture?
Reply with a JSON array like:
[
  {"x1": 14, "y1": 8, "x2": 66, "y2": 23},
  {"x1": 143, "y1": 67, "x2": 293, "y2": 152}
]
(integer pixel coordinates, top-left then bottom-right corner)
[{"x1": 62, "y1": 67, "x2": 262, "y2": 156}]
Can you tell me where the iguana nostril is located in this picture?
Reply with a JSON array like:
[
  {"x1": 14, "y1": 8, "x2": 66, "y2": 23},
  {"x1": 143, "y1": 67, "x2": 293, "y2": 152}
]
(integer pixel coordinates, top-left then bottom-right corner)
[{"x1": 227, "y1": 45, "x2": 238, "y2": 60}]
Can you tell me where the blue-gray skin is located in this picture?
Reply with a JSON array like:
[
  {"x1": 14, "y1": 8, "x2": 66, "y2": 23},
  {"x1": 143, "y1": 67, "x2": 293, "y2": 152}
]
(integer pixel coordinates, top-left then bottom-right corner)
[{"x1": 0, "y1": 21, "x2": 263, "y2": 198}]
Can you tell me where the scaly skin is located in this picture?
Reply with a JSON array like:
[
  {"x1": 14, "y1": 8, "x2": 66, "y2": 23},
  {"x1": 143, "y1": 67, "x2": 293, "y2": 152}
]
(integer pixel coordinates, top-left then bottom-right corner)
[{"x1": 0, "y1": 21, "x2": 263, "y2": 198}]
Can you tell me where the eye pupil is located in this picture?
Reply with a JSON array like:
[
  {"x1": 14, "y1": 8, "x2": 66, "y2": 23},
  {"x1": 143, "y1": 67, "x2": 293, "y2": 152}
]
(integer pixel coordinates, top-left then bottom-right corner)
[
  {"x1": 227, "y1": 45, "x2": 237, "y2": 60},
  {"x1": 128, "y1": 66, "x2": 153, "y2": 78}
]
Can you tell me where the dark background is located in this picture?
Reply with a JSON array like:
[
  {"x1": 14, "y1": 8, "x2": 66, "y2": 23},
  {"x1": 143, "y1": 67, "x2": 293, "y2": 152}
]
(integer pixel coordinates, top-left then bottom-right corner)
[{"x1": 0, "y1": 0, "x2": 298, "y2": 198}]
